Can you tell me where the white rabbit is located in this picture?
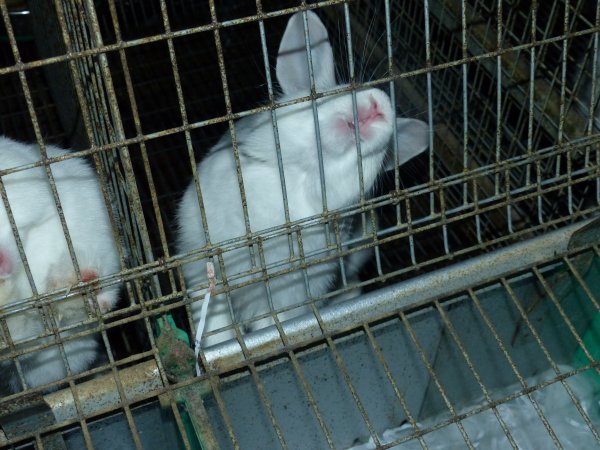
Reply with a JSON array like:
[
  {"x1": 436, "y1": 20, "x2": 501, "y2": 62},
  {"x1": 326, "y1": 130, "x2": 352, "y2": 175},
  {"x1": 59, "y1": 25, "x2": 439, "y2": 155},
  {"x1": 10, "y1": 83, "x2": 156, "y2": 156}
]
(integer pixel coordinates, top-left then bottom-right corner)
[
  {"x1": 176, "y1": 11, "x2": 429, "y2": 347},
  {"x1": 0, "y1": 137, "x2": 120, "y2": 392}
]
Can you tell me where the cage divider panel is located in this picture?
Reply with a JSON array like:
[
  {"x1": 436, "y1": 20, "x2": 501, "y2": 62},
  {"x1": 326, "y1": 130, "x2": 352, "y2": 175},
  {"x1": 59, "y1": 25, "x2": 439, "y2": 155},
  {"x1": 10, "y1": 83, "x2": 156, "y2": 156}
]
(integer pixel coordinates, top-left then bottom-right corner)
[{"x1": 55, "y1": 0, "x2": 161, "y2": 302}]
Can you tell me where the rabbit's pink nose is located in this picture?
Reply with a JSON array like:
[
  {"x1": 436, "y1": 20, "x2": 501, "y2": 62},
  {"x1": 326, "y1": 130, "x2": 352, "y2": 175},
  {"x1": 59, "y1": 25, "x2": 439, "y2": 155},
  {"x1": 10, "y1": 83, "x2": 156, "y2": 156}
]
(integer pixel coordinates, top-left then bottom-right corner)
[
  {"x1": 359, "y1": 95, "x2": 384, "y2": 123},
  {"x1": 347, "y1": 95, "x2": 385, "y2": 139},
  {"x1": 346, "y1": 95, "x2": 386, "y2": 136}
]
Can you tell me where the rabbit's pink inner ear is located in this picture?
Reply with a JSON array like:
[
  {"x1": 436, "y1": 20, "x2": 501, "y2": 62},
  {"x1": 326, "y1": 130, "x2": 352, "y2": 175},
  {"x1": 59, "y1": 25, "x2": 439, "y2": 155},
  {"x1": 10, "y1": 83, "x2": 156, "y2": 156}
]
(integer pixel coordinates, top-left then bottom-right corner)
[{"x1": 0, "y1": 248, "x2": 12, "y2": 277}]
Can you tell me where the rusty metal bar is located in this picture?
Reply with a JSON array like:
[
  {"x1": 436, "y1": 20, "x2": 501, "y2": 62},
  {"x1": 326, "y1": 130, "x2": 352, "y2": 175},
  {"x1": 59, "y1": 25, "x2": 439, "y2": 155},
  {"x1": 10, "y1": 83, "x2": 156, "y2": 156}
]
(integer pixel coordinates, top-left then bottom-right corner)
[
  {"x1": 309, "y1": 311, "x2": 383, "y2": 448},
  {"x1": 433, "y1": 300, "x2": 519, "y2": 449},
  {"x1": 256, "y1": 238, "x2": 337, "y2": 449},
  {"x1": 400, "y1": 311, "x2": 475, "y2": 449},
  {"x1": 104, "y1": 0, "x2": 176, "y2": 288},
  {"x1": 363, "y1": 324, "x2": 428, "y2": 449},
  {"x1": 500, "y1": 277, "x2": 565, "y2": 447},
  {"x1": 208, "y1": 376, "x2": 241, "y2": 450}
]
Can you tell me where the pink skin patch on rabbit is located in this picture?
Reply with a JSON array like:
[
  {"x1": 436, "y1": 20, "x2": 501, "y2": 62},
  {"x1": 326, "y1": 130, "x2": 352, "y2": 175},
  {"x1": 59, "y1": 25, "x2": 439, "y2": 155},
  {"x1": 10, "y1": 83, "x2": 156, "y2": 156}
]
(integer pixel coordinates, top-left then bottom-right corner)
[
  {"x1": 340, "y1": 95, "x2": 386, "y2": 140},
  {"x1": 79, "y1": 269, "x2": 111, "y2": 314},
  {"x1": 0, "y1": 248, "x2": 12, "y2": 277},
  {"x1": 80, "y1": 269, "x2": 98, "y2": 283}
]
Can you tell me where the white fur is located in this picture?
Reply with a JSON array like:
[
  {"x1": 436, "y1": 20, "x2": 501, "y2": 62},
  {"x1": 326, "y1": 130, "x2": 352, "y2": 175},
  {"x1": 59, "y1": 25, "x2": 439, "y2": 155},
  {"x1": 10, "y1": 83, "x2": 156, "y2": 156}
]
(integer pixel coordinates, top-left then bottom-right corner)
[
  {"x1": 176, "y1": 11, "x2": 429, "y2": 347},
  {"x1": 0, "y1": 137, "x2": 120, "y2": 392}
]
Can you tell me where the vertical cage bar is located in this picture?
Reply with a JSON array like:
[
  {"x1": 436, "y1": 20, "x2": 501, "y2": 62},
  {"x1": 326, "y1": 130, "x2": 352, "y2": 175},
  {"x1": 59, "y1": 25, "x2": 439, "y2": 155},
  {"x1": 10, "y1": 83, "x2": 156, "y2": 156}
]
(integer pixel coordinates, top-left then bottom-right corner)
[
  {"x1": 495, "y1": 0, "x2": 503, "y2": 197},
  {"x1": 255, "y1": 2, "x2": 295, "y2": 262},
  {"x1": 343, "y1": 3, "x2": 367, "y2": 206},
  {"x1": 461, "y1": 0, "x2": 469, "y2": 207},
  {"x1": 500, "y1": 278, "x2": 566, "y2": 448},
  {"x1": 206, "y1": 0, "x2": 255, "y2": 265},
  {"x1": 423, "y1": 0, "x2": 436, "y2": 215},
  {"x1": 208, "y1": 376, "x2": 241, "y2": 450},
  {"x1": 301, "y1": 8, "x2": 333, "y2": 251},
  {"x1": 400, "y1": 311, "x2": 476, "y2": 450},
  {"x1": 248, "y1": 362, "x2": 290, "y2": 450},
  {"x1": 434, "y1": 300, "x2": 519, "y2": 449},
  {"x1": 467, "y1": 288, "x2": 563, "y2": 448},
  {"x1": 363, "y1": 324, "x2": 428, "y2": 449}
]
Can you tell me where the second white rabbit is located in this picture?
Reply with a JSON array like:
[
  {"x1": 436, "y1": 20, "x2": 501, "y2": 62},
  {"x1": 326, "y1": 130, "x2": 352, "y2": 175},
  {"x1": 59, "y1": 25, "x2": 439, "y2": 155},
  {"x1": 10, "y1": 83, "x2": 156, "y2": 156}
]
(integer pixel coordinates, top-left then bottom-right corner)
[{"x1": 0, "y1": 137, "x2": 121, "y2": 392}]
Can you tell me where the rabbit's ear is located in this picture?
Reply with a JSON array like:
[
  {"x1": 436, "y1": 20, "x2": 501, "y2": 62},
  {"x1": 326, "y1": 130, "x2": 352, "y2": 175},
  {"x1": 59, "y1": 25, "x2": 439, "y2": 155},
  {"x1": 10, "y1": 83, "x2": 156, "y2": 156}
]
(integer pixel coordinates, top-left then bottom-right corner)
[
  {"x1": 276, "y1": 10, "x2": 336, "y2": 95},
  {"x1": 384, "y1": 118, "x2": 430, "y2": 170}
]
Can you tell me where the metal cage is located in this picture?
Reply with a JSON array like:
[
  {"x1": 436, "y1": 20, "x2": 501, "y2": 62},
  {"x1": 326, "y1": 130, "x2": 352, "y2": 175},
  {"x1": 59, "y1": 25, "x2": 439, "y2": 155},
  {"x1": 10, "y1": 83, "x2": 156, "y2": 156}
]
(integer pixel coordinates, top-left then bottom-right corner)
[{"x1": 0, "y1": 0, "x2": 599, "y2": 449}]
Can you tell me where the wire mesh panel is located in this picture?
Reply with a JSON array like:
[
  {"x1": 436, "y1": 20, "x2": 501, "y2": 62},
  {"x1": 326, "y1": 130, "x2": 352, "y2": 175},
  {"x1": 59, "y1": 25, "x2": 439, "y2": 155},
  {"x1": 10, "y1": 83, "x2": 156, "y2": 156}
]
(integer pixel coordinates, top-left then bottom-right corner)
[{"x1": 0, "y1": 0, "x2": 599, "y2": 448}]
